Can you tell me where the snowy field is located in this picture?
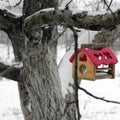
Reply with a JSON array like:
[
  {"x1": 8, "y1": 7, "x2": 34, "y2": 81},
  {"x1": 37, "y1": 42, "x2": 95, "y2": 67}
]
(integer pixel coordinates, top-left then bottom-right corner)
[{"x1": 0, "y1": 31, "x2": 120, "y2": 120}]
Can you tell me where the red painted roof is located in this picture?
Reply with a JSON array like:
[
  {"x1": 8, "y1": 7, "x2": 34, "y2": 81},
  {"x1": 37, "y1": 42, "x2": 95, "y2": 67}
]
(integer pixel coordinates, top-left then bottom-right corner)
[{"x1": 69, "y1": 48, "x2": 118, "y2": 66}]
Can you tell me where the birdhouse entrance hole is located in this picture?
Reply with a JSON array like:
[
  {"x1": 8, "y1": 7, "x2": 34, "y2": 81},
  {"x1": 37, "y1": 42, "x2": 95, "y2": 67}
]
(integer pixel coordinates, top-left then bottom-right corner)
[{"x1": 79, "y1": 64, "x2": 87, "y2": 74}]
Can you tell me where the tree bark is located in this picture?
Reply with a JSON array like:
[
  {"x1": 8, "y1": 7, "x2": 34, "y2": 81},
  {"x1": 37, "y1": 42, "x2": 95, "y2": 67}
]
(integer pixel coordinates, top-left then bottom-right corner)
[{"x1": 22, "y1": 0, "x2": 77, "y2": 120}]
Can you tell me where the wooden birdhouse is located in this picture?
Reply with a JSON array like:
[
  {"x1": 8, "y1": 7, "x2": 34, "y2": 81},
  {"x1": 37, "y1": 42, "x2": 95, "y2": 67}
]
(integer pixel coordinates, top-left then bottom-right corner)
[{"x1": 69, "y1": 45, "x2": 118, "y2": 80}]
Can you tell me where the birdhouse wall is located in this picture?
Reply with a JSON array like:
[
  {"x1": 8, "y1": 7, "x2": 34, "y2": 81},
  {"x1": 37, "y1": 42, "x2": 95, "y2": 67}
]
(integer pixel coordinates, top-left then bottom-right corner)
[{"x1": 72, "y1": 52, "x2": 95, "y2": 80}]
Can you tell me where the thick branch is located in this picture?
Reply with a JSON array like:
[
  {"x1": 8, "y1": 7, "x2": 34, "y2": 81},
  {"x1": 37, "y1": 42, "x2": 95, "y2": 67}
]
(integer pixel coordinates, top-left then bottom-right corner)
[
  {"x1": 25, "y1": 8, "x2": 120, "y2": 34},
  {"x1": 0, "y1": 9, "x2": 23, "y2": 61},
  {"x1": 73, "y1": 9, "x2": 120, "y2": 30},
  {"x1": 93, "y1": 25, "x2": 120, "y2": 45},
  {"x1": 0, "y1": 62, "x2": 21, "y2": 81},
  {"x1": 0, "y1": 9, "x2": 22, "y2": 34}
]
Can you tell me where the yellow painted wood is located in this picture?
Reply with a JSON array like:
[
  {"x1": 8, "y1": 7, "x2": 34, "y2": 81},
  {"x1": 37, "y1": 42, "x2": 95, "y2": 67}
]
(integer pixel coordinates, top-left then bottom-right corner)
[{"x1": 72, "y1": 52, "x2": 95, "y2": 80}]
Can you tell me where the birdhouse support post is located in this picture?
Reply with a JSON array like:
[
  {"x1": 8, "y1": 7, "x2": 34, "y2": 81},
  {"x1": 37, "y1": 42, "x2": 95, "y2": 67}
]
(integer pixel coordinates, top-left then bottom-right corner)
[{"x1": 108, "y1": 64, "x2": 115, "y2": 78}]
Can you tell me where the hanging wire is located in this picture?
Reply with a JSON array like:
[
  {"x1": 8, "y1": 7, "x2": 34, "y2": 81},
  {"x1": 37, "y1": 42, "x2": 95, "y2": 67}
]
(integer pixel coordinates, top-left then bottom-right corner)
[
  {"x1": 7, "y1": 38, "x2": 10, "y2": 60},
  {"x1": 67, "y1": 25, "x2": 81, "y2": 119},
  {"x1": 88, "y1": 30, "x2": 91, "y2": 44}
]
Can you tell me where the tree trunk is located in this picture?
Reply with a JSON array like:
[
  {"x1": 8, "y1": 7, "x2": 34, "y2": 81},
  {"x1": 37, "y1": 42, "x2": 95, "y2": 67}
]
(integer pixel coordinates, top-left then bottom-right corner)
[
  {"x1": 22, "y1": 33, "x2": 64, "y2": 120},
  {"x1": 19, "y1": 0, "x2": 78, "y2": 120},
  {"x1": 6, "y1": 26, "x2": 33, "y2": 120}
]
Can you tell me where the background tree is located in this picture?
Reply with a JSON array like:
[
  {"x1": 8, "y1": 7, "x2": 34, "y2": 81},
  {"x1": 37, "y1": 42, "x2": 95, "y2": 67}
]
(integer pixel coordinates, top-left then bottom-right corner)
[{"x1": 0, "y1": 0, "x2": 120, "y2": 120}]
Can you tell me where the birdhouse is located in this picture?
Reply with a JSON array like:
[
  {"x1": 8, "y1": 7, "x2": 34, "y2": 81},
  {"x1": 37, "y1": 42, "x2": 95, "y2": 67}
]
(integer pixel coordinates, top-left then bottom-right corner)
[{"x1": 69, "y1": 46, "x2": 118, "y2": 80}]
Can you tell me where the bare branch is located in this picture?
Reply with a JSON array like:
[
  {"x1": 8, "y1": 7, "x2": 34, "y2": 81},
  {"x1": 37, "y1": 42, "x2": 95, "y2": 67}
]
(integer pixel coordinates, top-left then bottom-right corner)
[
  {"x1": 0, "y1": 9, "x2": 22, "y2": 33},
  {"x1": 78, "y1": 86, "x2": 120, "y2": 104},
  {"x1": 0, "y1": 9, "x2": 23, "y2": 61},
  {"x1": 25, "y1": 8, "x2": 120, "y2": 36},
  {"x1": 0, "y1": 62, "x2": 21, "y2": 82},
  {"x1": 65, "y1": 0, "x2": 73, "y2": 8},
  {"x1": 93, "y1": 25, "x2": 120, "y2": 45},
  {"x1": 107, "y1": 0, "x2": 113, "y2": 11},
  {"x1": 14, "y1": 0, "x2": 22, "y2": 7},
  {"x1": 103, "y1": 0, "x2": 116, "y2": 20}
]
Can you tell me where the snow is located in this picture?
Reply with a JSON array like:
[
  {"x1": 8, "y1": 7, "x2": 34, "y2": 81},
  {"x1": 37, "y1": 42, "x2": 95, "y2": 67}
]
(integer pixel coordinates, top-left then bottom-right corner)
[
  {"x1": 0, "y1": 44, "x2": 14, "y2": 64},
  {"x1": 0, "y1": 79, "x2": 23, "y2": 120},
  {"x1": 79, "y1": 75, "x2": 120, "y2": 120}
]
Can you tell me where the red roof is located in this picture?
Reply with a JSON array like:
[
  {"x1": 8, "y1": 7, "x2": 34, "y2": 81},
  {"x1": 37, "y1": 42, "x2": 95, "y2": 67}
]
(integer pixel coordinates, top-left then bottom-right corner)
[{"x1": 69, "y1": 48, "x2": 118, "y2": 66}]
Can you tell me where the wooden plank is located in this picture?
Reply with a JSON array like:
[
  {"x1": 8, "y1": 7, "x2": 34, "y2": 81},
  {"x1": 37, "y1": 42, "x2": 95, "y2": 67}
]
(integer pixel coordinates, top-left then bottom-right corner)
[
  {"x1": 108, "y1": 64, "x2": 115, "y2": 78},
  {"x1": 95, "y1": 74, "x2": 113, "y2": 79},
  {"x1": 81, "y1": 43, "x2": 107, "y2": 50},
  {"x1": 96, "y1": 67, "x2": 112, "y2": 71}
]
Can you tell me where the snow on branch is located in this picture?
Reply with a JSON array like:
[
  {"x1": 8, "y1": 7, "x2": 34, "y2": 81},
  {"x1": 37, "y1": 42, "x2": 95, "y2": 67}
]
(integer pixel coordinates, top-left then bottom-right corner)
[
  {"x1": 0, "y1": 62, "x2": 21, "y2": 82},
  {"x1": 78, "y1": 86, "x2": 120, "y2": 104}
]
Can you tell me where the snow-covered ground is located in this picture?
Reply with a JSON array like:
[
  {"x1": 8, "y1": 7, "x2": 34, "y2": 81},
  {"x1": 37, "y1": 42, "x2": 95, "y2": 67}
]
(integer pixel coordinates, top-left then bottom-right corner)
[{"x1": 0, "y1": 79, "x2": 24, "y2": 120}]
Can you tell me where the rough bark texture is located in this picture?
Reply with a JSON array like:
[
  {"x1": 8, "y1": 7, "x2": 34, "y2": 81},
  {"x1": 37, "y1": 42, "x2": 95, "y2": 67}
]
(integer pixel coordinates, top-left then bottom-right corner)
[
  {"x1": 22, "y1": 0, "x2": 77, "y2": 120},
  {"x1": 24, "y1": 9, "x2": 120, "y2": 32},
  {"x1": 0, "y1": 7, "x2": 32, "y2": 120},
  {"x1": 0, "y1": 9, "x2": 22, "y2": 61},
  {"x1": 93, "y1": 25, "x2": 120, "y2": 46}
]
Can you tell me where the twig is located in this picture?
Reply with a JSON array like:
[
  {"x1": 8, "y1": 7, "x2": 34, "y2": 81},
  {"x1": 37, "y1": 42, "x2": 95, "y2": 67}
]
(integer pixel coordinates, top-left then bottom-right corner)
[
  {"x1": 65, "y1": 0, "x2": 73, "y2": 8},
  {"x1": 107, "y1": 0, "x2": 113, "y2": 11},
  {"x1": 78, "y1": 86, "x2": 120, "y2": 104},
  {"x1": 14, "y1": 0, "x2": 22, "y2": 7},
  {"x1": 103, "y1": 0, "x2": 116, "y2": 20},
  {"x1": 81, "y1": 0, "x2": 88, "y2": 7},
  {"x1": 54, "y1": 27, "x2": 67, "y2": 44}
]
